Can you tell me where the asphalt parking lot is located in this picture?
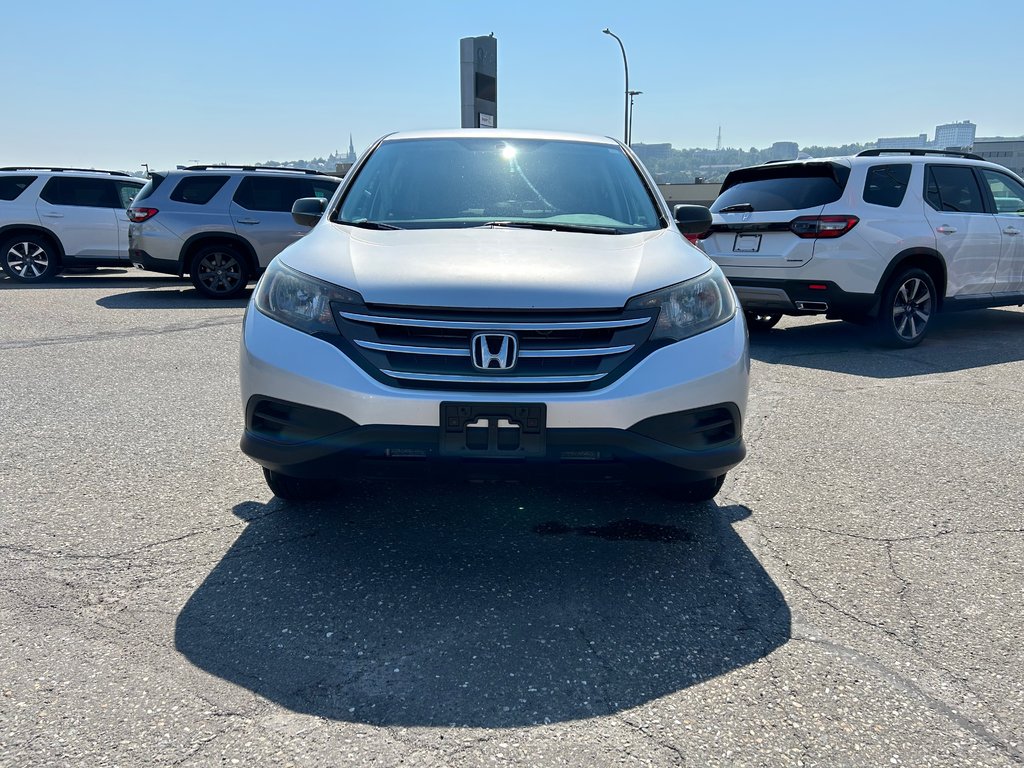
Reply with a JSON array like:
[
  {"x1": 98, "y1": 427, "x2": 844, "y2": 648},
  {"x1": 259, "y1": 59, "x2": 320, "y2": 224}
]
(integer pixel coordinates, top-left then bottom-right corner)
[{"x1": 1, "y1": 270, "x2": 1022, "y2": 767}]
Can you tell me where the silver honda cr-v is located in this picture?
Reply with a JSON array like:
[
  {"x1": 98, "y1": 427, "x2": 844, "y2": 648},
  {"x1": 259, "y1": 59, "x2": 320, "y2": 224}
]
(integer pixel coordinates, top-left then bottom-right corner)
[{"x1": 239, "y1": 129, "x2": 749, "y2": 502}]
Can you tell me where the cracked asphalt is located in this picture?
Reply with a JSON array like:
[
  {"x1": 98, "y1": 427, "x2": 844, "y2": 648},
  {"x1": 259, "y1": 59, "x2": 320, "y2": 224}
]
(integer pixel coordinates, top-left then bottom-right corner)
[{"x1": 1, "y1": 271, "x2": 1022, "y2": 767}]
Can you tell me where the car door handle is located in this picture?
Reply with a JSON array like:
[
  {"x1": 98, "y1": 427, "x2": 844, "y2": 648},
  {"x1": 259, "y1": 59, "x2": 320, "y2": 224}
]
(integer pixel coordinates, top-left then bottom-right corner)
[
  {"x1": 1004, "y1": 226, "x2": 1021, "y2": 236},
  {"x1": 42, "y1": 212, "x2": 64, "y2": 218},
  {"x1": 936, "y1": 225, "x2": 957, "y2": 234},
  {"x1": 236, "y1": 218, "x2": 260, "y2": 225}
]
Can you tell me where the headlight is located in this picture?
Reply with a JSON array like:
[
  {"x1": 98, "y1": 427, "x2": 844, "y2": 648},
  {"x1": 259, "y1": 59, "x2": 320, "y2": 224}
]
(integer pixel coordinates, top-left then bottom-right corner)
[
  {"x1": 626, "y1": 265, "x2": 736, "y2": 342},
  {"x1": 253, "y1": 260, "x2": 362, "y2": 335}
]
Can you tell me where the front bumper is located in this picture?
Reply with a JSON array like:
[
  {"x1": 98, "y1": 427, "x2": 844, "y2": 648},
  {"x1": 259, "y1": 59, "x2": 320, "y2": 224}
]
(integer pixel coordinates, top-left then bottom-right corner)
[
  {"x1": 242, "y1": 397, "x2": 745, "y2": 481},
  {"x1": 239, "y1": 307, "x2": 749, "y2": 480}
]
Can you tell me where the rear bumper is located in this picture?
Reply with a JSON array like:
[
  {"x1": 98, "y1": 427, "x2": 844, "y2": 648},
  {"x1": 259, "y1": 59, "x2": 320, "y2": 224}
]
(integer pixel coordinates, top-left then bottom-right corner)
[
  {"x1": 728, "y1": 278, "x2": 877, "y2": 317},
  {"x1": 130, "y1": 249, "x2": 180, "y2": 276}
]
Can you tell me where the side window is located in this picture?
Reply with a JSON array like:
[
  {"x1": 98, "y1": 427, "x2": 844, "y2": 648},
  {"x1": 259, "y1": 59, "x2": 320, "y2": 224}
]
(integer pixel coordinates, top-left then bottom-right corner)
[
  {"x1": 117, "y1": 182, "x2": 144, "y2": 209},
  {"x1": 233, "y1": 177, "x2": 306, "y2": 212},
  {"x1": 39, "y1": 177, "x2": 120, "y2": 208},
  {"x1": 924, "y1": 165, "x2": 986, "y2": 213},
  {"x1": 980, "y1": 169, "x2": 1024, "y2": 216},
  {"x1": 170, "y1": 175, "x2": 229, "y2": 205},
  {"x1": 862, "y1": 164, "x2": 911, "y2": 208},
  {"x1": 305, "y1": 178, "x2": 340, "y2": 199},
  {"x1": 0, "y1": 175, "x2": 37, "y2": 201}
]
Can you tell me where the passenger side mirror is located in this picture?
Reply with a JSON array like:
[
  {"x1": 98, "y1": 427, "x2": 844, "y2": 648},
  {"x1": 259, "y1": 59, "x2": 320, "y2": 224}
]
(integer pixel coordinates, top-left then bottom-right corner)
[
  {"x1": 292, "y1": 197, "x2": 329, "y2": 227},
  {"x1": 673, "y1": 204, "x2": 712, "y2": 235}
]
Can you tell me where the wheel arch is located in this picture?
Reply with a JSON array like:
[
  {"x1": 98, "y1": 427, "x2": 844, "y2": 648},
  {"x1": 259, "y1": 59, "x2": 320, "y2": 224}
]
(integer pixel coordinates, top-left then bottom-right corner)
[
  {"x1": 178, "y1": 233, "x2": 258, "y2": 278},
  {"x1": 0, "y1": 224, "x2": 67, "y2": 263},
  {"x1": 873, "y1": 248, "x2": 947, "y2": 313}
]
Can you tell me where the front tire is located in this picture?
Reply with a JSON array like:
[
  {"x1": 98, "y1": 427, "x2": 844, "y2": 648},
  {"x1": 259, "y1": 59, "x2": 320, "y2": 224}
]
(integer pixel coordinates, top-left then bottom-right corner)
[
  {"x1": 263, "y1": 468, "x2": 338, "y2": 501},
  {"x1": 2, "y1": 235, "x2": 61, "y2": 282},
  {"x1": 190, "y1": 244, "x2": 249, "y2": 299},
  {"x1": 875, "y1": 268, "x2": 935, "y2": 348}
]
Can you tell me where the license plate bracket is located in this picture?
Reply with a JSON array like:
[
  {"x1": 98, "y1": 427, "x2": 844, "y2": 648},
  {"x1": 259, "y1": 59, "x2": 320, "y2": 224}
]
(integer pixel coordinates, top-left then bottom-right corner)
[
  {"x1": 440, "y1": 402, "x2": 546, "y2": 458},
  {"x1": 733, "y1": 233, "x2": 762, "y2": 252}
]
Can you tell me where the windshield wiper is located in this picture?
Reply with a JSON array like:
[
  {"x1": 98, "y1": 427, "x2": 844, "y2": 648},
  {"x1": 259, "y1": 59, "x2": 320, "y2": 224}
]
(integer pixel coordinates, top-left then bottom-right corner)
[
  {"x1": 718, "y1": 203, "x2": 755, "y2": 214},
  {"x1": 338, "y1": 219, "x2": 404, "y2": 230},
  {"x1": 479, "y1": 220, "x2": 622, "y2": 235}
]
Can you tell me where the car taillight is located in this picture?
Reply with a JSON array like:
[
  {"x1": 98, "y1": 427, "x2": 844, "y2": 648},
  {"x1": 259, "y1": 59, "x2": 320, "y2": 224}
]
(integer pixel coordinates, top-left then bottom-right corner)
[
  {"x1": 127, "y1": 207, "x2": 158, "y2": 222},
  {"x1": 789, "y1": 215, "x2": 859, "y2": 239}
]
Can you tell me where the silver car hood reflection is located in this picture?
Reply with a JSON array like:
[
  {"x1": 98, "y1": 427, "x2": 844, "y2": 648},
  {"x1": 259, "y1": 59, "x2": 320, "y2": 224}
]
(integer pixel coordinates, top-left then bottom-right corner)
[{"x1": 278, "y1": 223, "x2": 712, "y2": 310}]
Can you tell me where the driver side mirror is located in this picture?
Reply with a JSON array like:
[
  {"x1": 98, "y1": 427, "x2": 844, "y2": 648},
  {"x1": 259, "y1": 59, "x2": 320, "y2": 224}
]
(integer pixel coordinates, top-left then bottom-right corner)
[
  {"x1": 673, "y1": 204, "x2": 712, "y2": 236},
  {"x1": 292, "y1": 197, "x2": 329, "y2": 227}
]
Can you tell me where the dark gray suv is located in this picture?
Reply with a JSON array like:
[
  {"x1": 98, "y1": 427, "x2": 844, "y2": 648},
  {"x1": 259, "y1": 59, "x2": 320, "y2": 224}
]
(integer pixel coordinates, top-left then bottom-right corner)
[{"x1": 128, "y1": 166, "x2": 340, "y2": 298}]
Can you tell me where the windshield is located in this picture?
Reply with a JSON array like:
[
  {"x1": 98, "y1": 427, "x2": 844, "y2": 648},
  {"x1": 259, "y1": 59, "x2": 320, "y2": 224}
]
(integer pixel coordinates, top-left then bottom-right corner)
[{"x1": 334, "y1": 137, "x2": 663, "y2": 232}]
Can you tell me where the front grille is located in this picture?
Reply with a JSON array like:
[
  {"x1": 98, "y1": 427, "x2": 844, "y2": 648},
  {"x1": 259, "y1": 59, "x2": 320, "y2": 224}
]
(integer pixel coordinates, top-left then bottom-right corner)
[{"x1": 333, "y1": 305, "x2": 657, "y2": 391}]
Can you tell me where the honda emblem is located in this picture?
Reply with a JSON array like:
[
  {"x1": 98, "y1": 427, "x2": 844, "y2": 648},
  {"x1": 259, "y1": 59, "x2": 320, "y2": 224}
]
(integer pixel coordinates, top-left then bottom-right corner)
[{"x1": 471, "y1": 332, "x2": 518, "y2": 370}]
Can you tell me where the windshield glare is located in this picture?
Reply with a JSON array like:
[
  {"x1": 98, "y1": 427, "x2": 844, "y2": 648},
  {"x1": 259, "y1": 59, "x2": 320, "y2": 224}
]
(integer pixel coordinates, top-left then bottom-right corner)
[{"x1": 335, "y1": 137, "x2": 663, "y2": 232}]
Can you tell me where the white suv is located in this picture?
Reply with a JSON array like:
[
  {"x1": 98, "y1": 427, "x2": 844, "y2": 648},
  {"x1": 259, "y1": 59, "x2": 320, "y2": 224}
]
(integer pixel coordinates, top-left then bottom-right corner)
[
  {"x1": 239, "y1": 130, "x2": 748, "y2": 502},
  {"x1": 699, "y1": 149, "x2": 1024, "y2": 346},
  {"x1": 0, "y1": 167, "x2": 144, "y2": 281}
]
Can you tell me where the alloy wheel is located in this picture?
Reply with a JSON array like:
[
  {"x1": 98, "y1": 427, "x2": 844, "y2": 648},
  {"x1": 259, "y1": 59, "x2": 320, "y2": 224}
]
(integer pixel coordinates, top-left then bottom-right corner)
[
  {"x1": 891, "y1": 277, "x2": 932, "y2": 341},
  {"x1": 196, "y1": 251, "x2": 243, "y2": 295},
  {"x1": 6, "y1": 241, "x2": 50, "y2": 279}
]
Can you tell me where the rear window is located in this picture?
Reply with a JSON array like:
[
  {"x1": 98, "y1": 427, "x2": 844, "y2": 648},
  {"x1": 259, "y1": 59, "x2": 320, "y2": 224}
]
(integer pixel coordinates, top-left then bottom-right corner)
[
  {"x1": 712, "y1": 163, "x2": 850, "y2": 213},
  {"x1": 132, "y1": 174, "x2": 165, "y2": 204},
  {"x1": 0, "y1": 175, "x2": 36, "y2": 201},
  {"x1": 170, "y1": 175, "x2": 229, "y2": 205},
  {"x1": 862, "y1": 164, "x2": 911, "y2": 208}
]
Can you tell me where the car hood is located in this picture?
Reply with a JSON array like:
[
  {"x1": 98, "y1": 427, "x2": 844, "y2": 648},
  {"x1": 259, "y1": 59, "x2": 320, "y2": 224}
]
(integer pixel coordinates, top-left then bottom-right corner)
[{"x1": 278, "y1": 223, "x2": 713, "y2": 310}]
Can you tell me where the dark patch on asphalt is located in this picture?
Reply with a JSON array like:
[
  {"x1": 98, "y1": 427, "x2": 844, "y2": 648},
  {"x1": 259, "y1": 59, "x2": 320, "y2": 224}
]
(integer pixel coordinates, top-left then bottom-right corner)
[{"x1": 533, "y1": 518, "x2": 691, "y2": 542}]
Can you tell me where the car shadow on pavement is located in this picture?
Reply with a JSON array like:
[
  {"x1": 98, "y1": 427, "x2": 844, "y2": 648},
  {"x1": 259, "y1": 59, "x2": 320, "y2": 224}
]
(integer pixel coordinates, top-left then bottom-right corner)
[
  {"x1": 175, "y1": 479, "x2": 789, "y2": 728},
  {"x1": 96, "y1": 288, "x2": 252, "y2": 310},
  {"x1": 0, "y1": 272, "x2": 183, "y2": 290},
  {"x1": 750, "y1": 308, "x2": 1024, "y2": 378}
]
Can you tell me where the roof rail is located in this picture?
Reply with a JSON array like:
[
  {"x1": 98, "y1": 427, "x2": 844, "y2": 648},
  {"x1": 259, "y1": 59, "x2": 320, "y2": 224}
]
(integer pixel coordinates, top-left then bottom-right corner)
[
  {"x1": 856, "y1": 148, "x2": 985, "y2": 161},
  {"x1": 0, "y1": 166, "x2": 132, "y2": 177},
  {"x1": 183, "y1": 164, "x2": 325, "y2": 175}
]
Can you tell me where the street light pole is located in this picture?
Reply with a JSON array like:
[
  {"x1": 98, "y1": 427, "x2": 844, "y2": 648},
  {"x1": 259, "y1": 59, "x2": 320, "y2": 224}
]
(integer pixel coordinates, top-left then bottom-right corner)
[
  {"x1": 627, "y1": 90, "x2": 642, "y2": 147},
  {"x1": 602, "y1": 28, "x2": 629, "y2": 146}
]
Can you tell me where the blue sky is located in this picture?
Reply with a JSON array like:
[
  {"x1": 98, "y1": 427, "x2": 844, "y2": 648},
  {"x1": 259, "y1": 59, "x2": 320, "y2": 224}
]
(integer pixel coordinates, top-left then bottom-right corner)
[{"x1": 3, "y1": 0, "x2": 1018, "y2": 172}]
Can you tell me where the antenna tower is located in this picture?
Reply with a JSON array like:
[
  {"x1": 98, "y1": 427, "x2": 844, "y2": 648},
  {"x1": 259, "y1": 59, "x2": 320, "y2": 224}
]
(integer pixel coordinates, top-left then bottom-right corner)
[{"x1": 716, "y1": 126, "x2": 722, "y2": 151}]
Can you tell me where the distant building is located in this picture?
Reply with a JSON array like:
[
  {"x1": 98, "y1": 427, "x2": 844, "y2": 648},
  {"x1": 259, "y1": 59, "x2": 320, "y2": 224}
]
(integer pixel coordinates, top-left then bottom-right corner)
[
  {"x1": 973, "y1": 137, "x2": 1024, "y2": 177},
  {"x1": 769, "y1": 141, "x2": 799, "y2": 161},
  {"x1": 934, "y1": 120, "x2": 976, "y2": 150},
  {"x1": 877, "y1": 133, "x2": 929, "y2": 149},
  {"x1": 632, "y1": 143, "x2": 674, "y2": 165},
  {"x1": 658, "y1": 182, "x2": 722, "y2": 208}
]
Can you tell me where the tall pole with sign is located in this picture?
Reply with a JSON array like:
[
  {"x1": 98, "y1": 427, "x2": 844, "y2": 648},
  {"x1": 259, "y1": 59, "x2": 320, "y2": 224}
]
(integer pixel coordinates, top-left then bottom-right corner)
[{"x1": 461, "y1": 35, "x2": 497, "y2": 128}]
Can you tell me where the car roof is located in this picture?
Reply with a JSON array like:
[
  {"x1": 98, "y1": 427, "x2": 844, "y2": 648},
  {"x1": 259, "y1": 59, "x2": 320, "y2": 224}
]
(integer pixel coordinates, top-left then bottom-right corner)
[
  {"x1": 162, "y1": 165, "x2": 336, "y2": 177},
  {"x1": 379, "y1": 128, "x2": 621, "y2": 146},
  {"x1": 0, "y1": 167, "x2": 137, "y2": 179}
]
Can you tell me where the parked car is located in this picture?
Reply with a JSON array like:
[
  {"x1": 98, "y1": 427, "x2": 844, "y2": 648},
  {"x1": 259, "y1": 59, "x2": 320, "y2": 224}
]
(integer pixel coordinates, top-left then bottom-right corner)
[
  {"x1": 699, "y1": 149, "x2": 1024, "y2": 346},
  {"x1": 128, "y1": 165, "x2": 341, "y2": 298},
  {"x1": 239, "y1": 129, "x2": 748, "y2": 502},
  {"x1": 0, "y1": 167, "x2": 144, "y2": 281}
]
